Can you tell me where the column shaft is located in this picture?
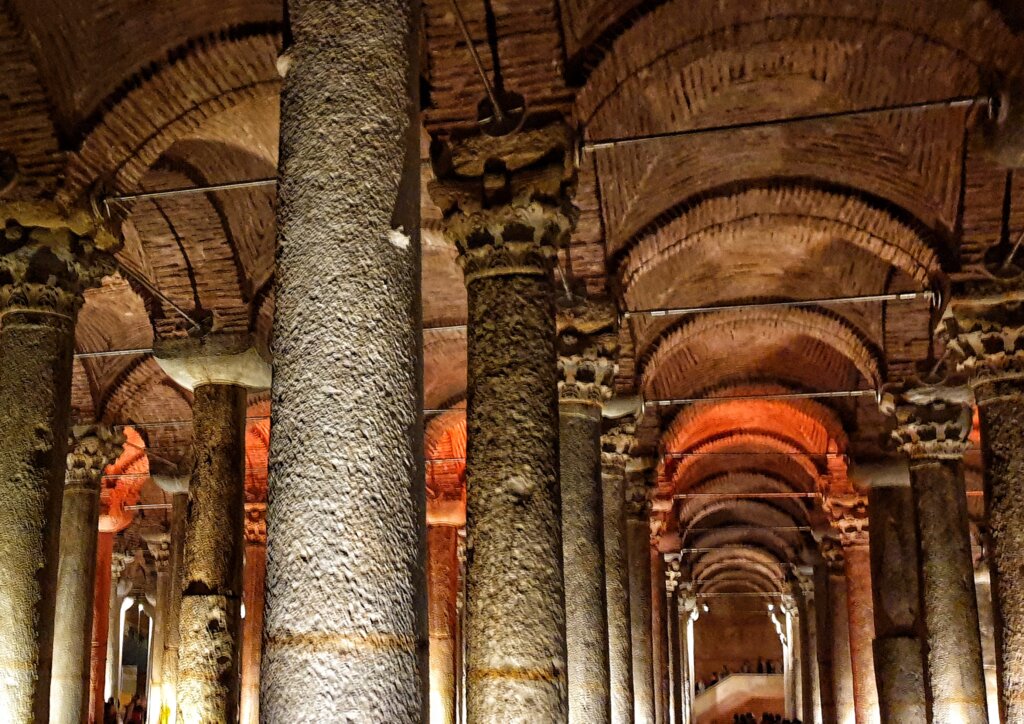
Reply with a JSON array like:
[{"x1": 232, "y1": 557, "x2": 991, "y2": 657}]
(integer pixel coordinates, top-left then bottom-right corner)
[
  {"x1": 560, "y1": 401, "x2": 611, "y2": 723},
  {"x1": 627, "y1": 516, "x2": 656, "y2": 724},
  {"x1": 161, "y1": 493, "x2": 187, "y2": 724},
  {"x1": 177, "y1": 383, "x2": 246, "y2": 722},
  {"x1": 911, "y1": 458, "x2": 988, "y2": 722},
  {"x1": 843, "y1": 545, "x2": 880, "y2": 724},
  {"x1": 89, "y1": 532, "x2": 115, "y2": 724},
  {"x1": 667, "y1": 590, "x2": 682, "y2": 724},
  {"x1": 147, "y1": 561, "x2": 170, "y2": 724},
  {"x1": 0, "y1": 297, "x2": 76, "y2": 721},
  {"x1": 428, "y1": 525, "x2": 458, "y2": 724},
  {"x1": 866, "y1": 484, "x2": 927, "y2": 721},
  {"x1": 601, "y1": 451, "x2": 635, "y2": 724},
  {"x1": 240, "y1": 541, "x2": 266, "y2": 724},
  {"x1": 51, "y1": 471, "x2": 103, "y2": 723},
  {"x1": 463, "y1": 270, "x2": 565, "y2": 720},
  {"x1": 262, "y1": 3, "x2": 426, "y2": 719},
  {"x1": 651, "y1": 553, "x2": 669, "y2": 724},
  {"x1": 815, "y1": 565, "x2": 838, "y2": 724}
]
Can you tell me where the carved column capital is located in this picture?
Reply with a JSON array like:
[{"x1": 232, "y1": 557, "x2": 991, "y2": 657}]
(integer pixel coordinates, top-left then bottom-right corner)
[
  {"x1": 879, "y1": 382, "x2": 973, "y2": 460},
  {"x1": 66, "y1": 425, "x2": 125, "y2": 492},
  {"x1": 154, "y1": 333, "x2": 271, "y2": 391},
  {"x1": 143, "y1": 532, "x2": 171, "y2": 572},
  {"x1": 429, "y1": 123, "x2": 577, "y2": 284},
  {"x1": 664, "y1": 557, "x2": 682, "y2": 595},
  {"x1": 601, "y1": 416, "x2": 637, "y2": 470},
  {"x1": 943, "y1": 296, "x2": 1024, "y2": 387},
  {"x1": 558, "y1": 298, "x2": 619, "y2": 405},
  {"x1": 244, "y1": 503, "x2": 267, "y2": 547},
  {"x1": 819, "y1": 536, "x2": 846, "y2": 574},
  {"x1": 823, "y1": 493, "x2": 869, "y2": 548},
  {"x1": 0, "y1": 202, "x2": 117, "y2": 322}
]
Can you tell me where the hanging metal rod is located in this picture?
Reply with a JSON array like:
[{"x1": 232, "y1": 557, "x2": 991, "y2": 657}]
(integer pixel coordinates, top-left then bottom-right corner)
[
  {"x1": 584, "y1": 94, "x2": 989, "y2": 151},
  {"x1": 645, "y1": 389, "x2": 877, "y2": 407},
  {"x1": 674, "y1": 492, "x2": 818, "y2": 500},
  {"x1": 424, "y1": 324, "x2": 468, "y2": 333},
  {"x1": 622, "y1": 291, "x2": 932, "y2": 320},
  {"x1": 693, "y1": 591, "x2": 784, "y2": 598},
  {"x1": 75, "y1": 348, "x2": 153, "y2": 360},
  {"x1": 427, "y1": 457, "x2": 465, "y2": 464},
  {"x1": 665, "y1": 451, "x2": 842, "y2": 458},
  {"x1": 123, "y1": 503, "x2": 172, "y2": 511},
  {"x1": 448, "y1": 0, "x2": 506, "y2": 125},
  {"x1": 102, "y1": 178, "x2": 277, "y2": 205},
  {"x1": 113, "y1": 416, "x2": 270, "y2": 430},
  {"x1": 686, "y1": 525, "x2": 811, "y2": 533},
  {"x1": 115, "y1": 260, "x2": 202, "y2": 331}
]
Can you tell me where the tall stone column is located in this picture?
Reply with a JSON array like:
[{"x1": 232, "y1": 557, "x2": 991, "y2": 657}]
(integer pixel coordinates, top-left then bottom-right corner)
[
  {"x1": 601, "y1": 421, "x2": 637, "y2": 724},
  {"x1": 240, "y1": 488, "x2": 267, "y2": 724},
  {"x1": 883, "y1": 383, "x2": 989, "y2": 722},
  {"x1": 651, "y1": 553, "x2": 669, "y2": 724},
  {"x1": 795, "y1": 570, "x2": 824, "y2": 724},
  {"x1": 49, "y1": 426, "x2": 124, "y2": 724},
  {"x1": 143, "y1": 535, "x2": 171, "y2": 724},
  {"x1": 663, "y1": 561, "x2": 682, "y2": 724},
  {"x1": 625, "y1": 480, "x2": 656, "y2": 724},
  {"x1": 782, "y1": 595, "x2": 800, "y2": 719},
  {"x1": 89, "y1": 532, "x2": 115, "y2": 723},
  {"x1": 263, "y1": 1, "x2": 427, "y2": 721},
  {"x1": 431, "y1": 123, "x2": 577, "y2": 722},
  {"x1": 557, "y1": 301, "x2": 617, "y2": 724},
  {"x1": 848, "y1": 460, "x2": 928, "y2": 721},
  {"x1": 819, "y1": 536, "x2": 860, "y2": 724},
  {"x1": 976, "y1": 564, "x2": 1001, "y2": 723},
  {"x1": 97, "y1": 548, "x2": 132, "y2": 715},
  {"x1": 0, "y1": 205, "x2": 115, "y2": 721},
  {"x1": 813, "y1": 562, "x2": 838, "y2": 724},
  {"x1": 945, "y1": 298, "x2": 1024, "y2": 720},
  {"x1": 155, "y1": 341, "x2": 268, "y2": 723},
  {"x1": 427, "y1": 525, "x2": 459, "y2": 724},
  {"x1": 105, "y1": 553, "x2": 133, "y2": 705},
  {"x1": 155, "y1": 485, "x2": 187, "y2": 724}
]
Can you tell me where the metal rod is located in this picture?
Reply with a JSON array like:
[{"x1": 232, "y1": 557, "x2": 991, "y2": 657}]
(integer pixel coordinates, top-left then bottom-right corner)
[
  {"x1": 694, "y1": 592, "x2": 784, "y2": 598},
  {"x1": 623, "y1": 291, "x2": 931, "y2": 320},
  {"x1": 686, "y1": 526, "x2": 811, "y2": 533},
  {"x1": 103, "y1": 178, "x2": 277, "y2": 205},
  {"x1": 1000, "y1": 228, "x2": 1024, "y2": 272},
  {"x1": 427, "y1": 458, "x2": 465, "y2": 464},
  {"x1": 448, "y1": 0, "x2": 505, "y2": 124},
  {"x1": 75, "y1": 348, "x2": 153, "y2": 360},
  {"x1": 584, "y1": 95, "x2": 989, "y2": 151},
  {"x1": 115, "y1": 260, "x2": 202, "y2": 331},
  {"x1": 124, "y1": 503, "x2": 172, "y2": 510},
  {"x1": 424, "y1": 324, "x2": 468, "y2": 333},
  {"x1": 674, "y1": 492, "x2": 818, "y2": 500},
  {"x1": 113, "y1": 416, "x2": 270, "y2": 430},
  {"x1": 665, "y1": 451, "x2": 842, "y2": 458},
  {"x1": 646, "y1": 389, "x2": 877, "y2": 407}
]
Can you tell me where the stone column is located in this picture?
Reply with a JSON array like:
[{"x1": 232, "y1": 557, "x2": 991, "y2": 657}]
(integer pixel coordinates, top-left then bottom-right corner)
[
  {"x1": 557, "y1": 302, "x2": 617, "y2": 724},
  {"x1": 976, "y1": 564, "x2": 1001, "y2": 723},
  {"x1": 826, "y1": 546, "x2": 858, "y2": 724},
  {"x1": 601, "y1": 421, "x2": 637, "y2": 724},
  {"x1": 664, "y1": 561, "x2": 682, "y2": 724},
  {"x1": 814, "y1": 562, "x2": 838, "y2": 724},
  {"x1": 0, "y1": 205, "x2": 114, "y2": 721},
  {"x1": 427, "y1": 525, "x2": 459, "y2": 724},
  {"x1": 49, "y1": 426, "x2": 124, "y2": 724},
  {"x1": 89, "y1": 532, "x2": 115, "y2": 722},
  {"x1": 782, "y1": 595, "x2": 799, "y2": 719},
  {"x1": 159, "y1": 489, "x2": 187, "y2": 724},
  {"x1": 625, "y1": 480, "x2": 656, "y2": 724},
  {"x1": 795, "y1": 570, "x2": 824, "y2": 724},
  {"x1": 431, "y1": 123, "x2": 577, "y2": 722},
  {"x1": 848, "y1": 460, "x2": 928, "y2": 722},
  {"x1": 883, "y1": 383, "x2": 989, "y2": 722},
  {"x1": 945, "y1": 298, "x2": 1024, "y2": 720},
  {"x1": 240, "y1": 505, "x2": 266, "y2": 724},
  {"x1": 143, "y1": 535, "x2": 171, "y2": 724},
  {"x1": 263, "y1": 1, "x2": 426, "y2": 721},
  {"x1": 154, "y1": 341, "x2": 268, "y2": 723},
  {"x1": 651, "y1": 552, "x2": 669, "y2": 724}
]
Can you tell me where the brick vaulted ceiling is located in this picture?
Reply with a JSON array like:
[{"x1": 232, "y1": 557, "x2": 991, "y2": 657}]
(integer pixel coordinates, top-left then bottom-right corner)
[{"x1": 4, "y1": 0, "x2": 1022, "y2": 592}]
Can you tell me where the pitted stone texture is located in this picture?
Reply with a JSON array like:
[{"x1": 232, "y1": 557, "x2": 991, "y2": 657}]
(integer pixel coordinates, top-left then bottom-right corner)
[
  {"x1": 880, "y1": 382, "x2": 973, "y2": 460},
  {"x1": 601, "y1": 422, "x2": 636, "y2": 724},
  {"x1": 560, "y1": 402, "x2": 611, "y2": 723},
  {"x1": 262, "y1": 2, "x2": 427, "y2": 721},
  {"x1": 945, "y1": 298, "x2": 1024, "y2": 387},
  {"x1": 871, "y1": 636, "x2": 927, "y2": 722},
  {"x1": 462, "y1": 270, "x2": 567, "y2": 721},
  {"x1": 178, "y1": 595, "x2": 237, "y2": 722},
  {"x1": 0, "y1": 251, "x2": 81, "y2": 721},
  {"x1": 160, "y1": 493, "x2": 188, "y2": 724},
  {"x1": 910, "y1": 458, "x2": 989, "y2": 723},
  {"x1": 626, "y1": 514, "x2": 656, "y2": 724},
  {"x1": 557, "y1": 298, "x2": 618, "y2": 407},
  {"x1": 177, "y1": 383, "x2": 246, "y2": 723},
  {"x1": 50, "y1": 425, "x2": 124, "y2": 724}
]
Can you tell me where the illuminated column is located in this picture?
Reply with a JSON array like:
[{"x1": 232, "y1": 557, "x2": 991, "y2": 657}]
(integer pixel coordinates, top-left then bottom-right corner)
[
  {"x1": 0, "y1": 205, "x2": 114, "y2": 721},
  {"x1": 794, "y1": 570, "x2": 823, "y2": 724},
  {"x1": 159, "y1": 487, "x2": 187, "y2": 724},
  {"x1": 813, "y1": 562, "x2": 839, "y2": 724},
  {"x1": 663, "y1": 561, "x2": 682, "y2": 724},
  {"x1": 601, "y1": 420, "x2": 637, "y2": 724},
  {"x1": 781, "y1": 595, "x2": 798, "y2": 719},
  {"x1": 49, "y1": 426, "x2": 125, "y2": 724},
  {"x1": 976, "y1": 564, "x2": 1001, "y2": 723},
  {"x1": 155, "y1": 341, "x2": 269, "y2": 722},
  {"x1": 427, "y1": 525, "x2": 459, "y2": 724},
  {"x1": 945, "y1": 298, "x2": 1024, "y2": 720},
  {"x1": 849, "y1": 460, "x2": 928, "y2": 722},
  {"x1": 143, "y1": 535, "x2": 171, "y2": 724},
  {"x1": 102, "y1": 552, "x2": 133, "y2": 709},
  {"x1": 651, "y1": 552, "x2": 669, "y2": 724},
  {"x1": 883, "y1": 384, "x2": 988, "y2": 722},
  {"x1": 557, "y1": 301, "x2": 617, "y2": 724},
  {"x1": 432, "y1": 123, "x2": 577, "y2": 722},
  {"x1": 240, "y1": 502, "x2": 267, "y2": 724},
  {"x1": 625, "y1": 478, "x2": 656, "y2": 724},
  {"x1": 262, "y1": 1, "x2": 426, "y2": 721}
]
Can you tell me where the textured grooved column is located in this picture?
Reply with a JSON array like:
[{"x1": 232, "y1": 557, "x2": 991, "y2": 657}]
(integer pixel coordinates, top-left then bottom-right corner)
[
  {"x1": 160, "y1": 490, "x2": 187, "y2": 724},
  {"x1": 601, "y1": 422, "x2": 637, "y2": 724},
  {"x1": 883, "y1": 384, "x2": 989, "y2": 722},
  {"x1": 625, "y1": 480, "x2": 656, "y2": 724},
  {"x1": 240, "y1": 504, "x2": 266, "y2": 724},
  {"x1": 144, "y1": 535, "x2": 171, "y2": 724},
  {"x1": 663, "y1": 562, "x2": 682, "y2": 724},
  {"x1": 557, "y1": 301, "x2": 617, "y2": 723},
  {"x1": 427, "y1": 525, "x2": 459, "y2": 724},
  {"x1": 50, "y1": 426, "x2": 124, "y2": 724},
  {"x1": 263, "y1": 1, "x2": 426, "y2": 720},
  {"x1": 975, "y1": 565, "x2": 1001, "y2": 723},
  {"x1": 431, "y1": 123, "x2": 577, "y2": 722},
  {"x1": 945, "y1": 299, "x2": 1024, "y2": 721},
  {"x1": 155, "y1": 339, "x2": 271, "y2": 723},
  {"x1": 819, "y1": 536, "x2": 860, "y2": 724},
  {"x1": 849, "y1": 460, "x2": 928, "y2": 722},
  {"x1": 0, "y1": 206, "x2": 114, "y2": 722}
]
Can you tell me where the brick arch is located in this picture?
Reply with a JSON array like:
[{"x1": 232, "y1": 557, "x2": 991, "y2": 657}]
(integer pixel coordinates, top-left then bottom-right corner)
[
  {"x1": 245, "y1": 398, "x2": 270, "y2": 506},
  {"x1": 694, "y1": 559, "x2": 785, "y2": 593},
  {"x1": 99, "y1": 426, "x2": 149, "y2": 534},
  {"x1": 675, "y1": 473, "x2": 810, "y2": 531},
  {"x1": 690, "y1": 528, "x2": 799, "y2": 569},
  {"x1": 423, "y1": 329, "x2": 467, "y2": 411},
  {"x1": 641, "y1": 308, "x2": 881, "y2": 400},
  {"x1": 425, "y1": 406, "x2": 467, "y2": 525},
  {"x1": 690, "y1": 546, "x2": 787, "y2": 587}
]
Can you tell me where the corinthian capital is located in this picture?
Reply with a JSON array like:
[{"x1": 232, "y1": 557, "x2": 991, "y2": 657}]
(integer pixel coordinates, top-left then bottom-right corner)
[
  {"x1": 601, "y1": 415, "x2": 637, "y2": 470},
  {"x1": 558, "y1": 297, "x2": 619, "y2": 405},
  {"x1": 879, "y1": 381, "x2": 973, "y2": 460},
  {"x1": 244, "y1": 503, "x2": 267, "y2": 547},
  {"x1": 942, "y1": 296, "x2": 1024, "y2": 386},
  {"x1": 822, "y1": 492, "x2": 869, "y2": 548},
  {"x1": 429, "y1": 123, "x2": 577, "y2": 283},
  {"x1": 66, "y1": 425, "x2": 125, "y2": 492}
]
